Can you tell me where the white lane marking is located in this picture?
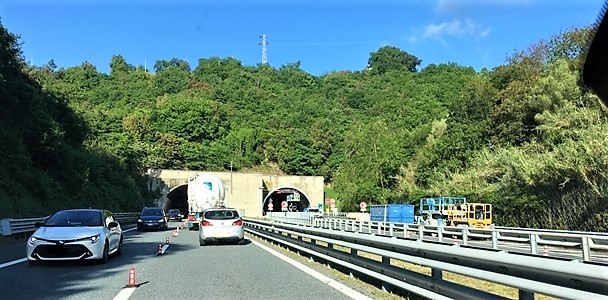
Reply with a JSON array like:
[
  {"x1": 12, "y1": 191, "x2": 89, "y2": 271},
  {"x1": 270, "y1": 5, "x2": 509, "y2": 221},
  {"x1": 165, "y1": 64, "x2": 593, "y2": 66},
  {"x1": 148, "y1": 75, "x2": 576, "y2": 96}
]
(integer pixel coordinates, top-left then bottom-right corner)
[
  {"x1": 0, "y1": 226, "x2": 138, "y2": 269},
  {"x1": 251, "y1": 239, "x2": 372, "y2": 300},
  {"x1": 0, "y1": 258, "x2": 27, "y2": 269},
  {"x1": 112, "y1": 287, "x2": 136, "y2": 300}
]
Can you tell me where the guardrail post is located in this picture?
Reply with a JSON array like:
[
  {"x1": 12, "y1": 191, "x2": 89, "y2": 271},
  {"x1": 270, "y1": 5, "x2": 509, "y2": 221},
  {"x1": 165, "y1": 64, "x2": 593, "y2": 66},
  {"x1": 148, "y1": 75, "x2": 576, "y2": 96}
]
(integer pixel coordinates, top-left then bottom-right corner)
[
  {"x1": 582, "y1": 236, "x2": 591, "y2": 261},
  {"x1": 0, "y1": 219, "x2": 11, "y2": 236},
  {"x1": 418, "y1": 225, "x2": 424, "y2": 241},
  {"x1": 462, "y1": 229, "x2": 468, "y2": 245},
  {"x1": 530, "y1": 234, "x2": 538, "y2": 254},
  {"x1": 359, "y1": 221, "x2": 363, "y2": 233},
  {"x1": 437, "y1": 225, "x2": 443, "y2": 242},
  {"x1": 381, "y1": 256, "x2": 392, "y2": 292},
  {"x1": 491, "y1": 230, "x2": 498, "y2": 249},
  {"x1": 431, "y1": 268, "x2": 442, "y2": 280},
  {"x1": 349, "y1": 248, "x2": 359, "y2": 278},
  {"x1": 518, "y1": 290, "x2": 534, "y2": 300},
  {"x1": 404, "y1": 223, "x2": 409, "y2": 238},
  {"x1": 389, "y1": 222, "x2": 394, "y2": 236}
]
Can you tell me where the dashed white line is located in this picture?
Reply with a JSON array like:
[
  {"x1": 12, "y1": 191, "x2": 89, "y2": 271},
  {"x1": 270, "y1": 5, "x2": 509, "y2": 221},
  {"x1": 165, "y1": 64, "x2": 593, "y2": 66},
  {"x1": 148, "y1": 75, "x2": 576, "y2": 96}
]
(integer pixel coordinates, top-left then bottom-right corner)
[
  {"x1": 0, "y1": 258, "x2": 26, "y2": 269},
  {"x1": 250, "y1": 239, "x2": 372, "y2": 300},
  {"x1": 112, "y1": 287, "x2": 136, "y2": 300}
]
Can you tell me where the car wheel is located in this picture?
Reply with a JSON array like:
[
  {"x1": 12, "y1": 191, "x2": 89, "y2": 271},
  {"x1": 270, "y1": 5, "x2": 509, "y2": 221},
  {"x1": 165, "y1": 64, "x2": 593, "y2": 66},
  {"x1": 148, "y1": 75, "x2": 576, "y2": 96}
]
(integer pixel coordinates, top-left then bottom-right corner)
[
  {"x1": 98, "y1": 240, "x2": 109, "y2": 264},
  {"x1": 137, "y1": 227, "x2": 141, "y2": 231},
  {"x1": 116, "y1": 236, "x2": 123, "y2": 256}
]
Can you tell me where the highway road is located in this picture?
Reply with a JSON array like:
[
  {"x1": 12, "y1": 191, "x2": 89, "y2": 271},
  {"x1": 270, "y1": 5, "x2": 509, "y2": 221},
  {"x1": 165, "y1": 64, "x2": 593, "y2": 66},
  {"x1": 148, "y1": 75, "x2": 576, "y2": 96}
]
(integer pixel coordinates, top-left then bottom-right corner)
[{"x1": 0, "y1": 222, "x2": 364, "y2": 300}]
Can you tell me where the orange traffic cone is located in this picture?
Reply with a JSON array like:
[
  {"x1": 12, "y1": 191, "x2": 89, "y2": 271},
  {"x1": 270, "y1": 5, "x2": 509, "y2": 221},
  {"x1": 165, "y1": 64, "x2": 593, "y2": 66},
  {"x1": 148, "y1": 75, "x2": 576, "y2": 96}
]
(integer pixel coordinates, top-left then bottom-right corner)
[
  {"x1": 166, "y1": 236, "x2": 170, "y2": 244},
  {"x1": 157, "y1": 243, "x2": 163, "y2": 255},
  {"x1": 542, "y1": 245, "x2": 549, "y2": 256},
  {"x1": 127, "y1": 268, "x2": 136, "y2": 287}
]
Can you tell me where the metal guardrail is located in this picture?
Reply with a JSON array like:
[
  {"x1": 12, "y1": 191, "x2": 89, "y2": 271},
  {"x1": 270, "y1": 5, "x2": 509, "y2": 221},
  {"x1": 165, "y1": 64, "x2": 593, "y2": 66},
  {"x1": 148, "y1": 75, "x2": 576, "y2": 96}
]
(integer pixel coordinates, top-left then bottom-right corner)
[
  {"x1": 0, "y1": 213, "x2": 139, "y2": 236},
  {"x1": 244, "y1": 217, "x2": 608, "y2": 300},
  {"x1": 301, "y1": 217, "x2": 608, "y2": 262}
]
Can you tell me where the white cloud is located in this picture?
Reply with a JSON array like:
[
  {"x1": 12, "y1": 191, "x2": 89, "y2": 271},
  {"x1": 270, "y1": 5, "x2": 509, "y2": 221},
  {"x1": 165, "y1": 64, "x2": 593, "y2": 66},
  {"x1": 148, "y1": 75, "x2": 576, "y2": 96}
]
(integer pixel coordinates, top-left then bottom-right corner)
[{"x1": 418, "y1": 19, "x2": 491, "y2": 45}]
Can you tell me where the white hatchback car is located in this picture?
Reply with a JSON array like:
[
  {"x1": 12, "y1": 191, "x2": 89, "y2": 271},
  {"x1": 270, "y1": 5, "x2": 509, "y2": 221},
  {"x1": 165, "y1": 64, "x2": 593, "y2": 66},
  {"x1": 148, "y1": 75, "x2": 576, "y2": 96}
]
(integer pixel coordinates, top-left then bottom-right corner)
[
  {"x1": 26, "y1": 209, "x2": 123, "y2": 265},
  {"x1": 199, "y1": 207, "x2": 244, "y2": 246}
]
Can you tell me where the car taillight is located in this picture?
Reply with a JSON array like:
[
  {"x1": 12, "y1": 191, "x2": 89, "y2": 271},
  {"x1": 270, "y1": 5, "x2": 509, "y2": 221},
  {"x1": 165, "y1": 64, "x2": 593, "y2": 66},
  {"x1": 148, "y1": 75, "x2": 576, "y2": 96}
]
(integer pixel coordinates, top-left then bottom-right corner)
[
  {"x1": 188, "y1": 215, "x2": 195, "y2": 221},
  {"x1": 232, "y1": 219, "x2": 243, "y2": 226},
  {"x1": 202, "y1": 220, "x2": 213, "y2": 226}
]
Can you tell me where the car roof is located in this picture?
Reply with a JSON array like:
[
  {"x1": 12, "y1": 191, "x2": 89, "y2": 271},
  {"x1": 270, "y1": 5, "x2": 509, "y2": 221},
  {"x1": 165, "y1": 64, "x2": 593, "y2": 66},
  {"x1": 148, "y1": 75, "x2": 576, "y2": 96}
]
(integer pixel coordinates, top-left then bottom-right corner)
[
  {"x1": 58, "y1": 209, "x2": 104, "y2": 213},
  {"x1": 205, "y1": 207, "x2": 237, "y2": 211}
]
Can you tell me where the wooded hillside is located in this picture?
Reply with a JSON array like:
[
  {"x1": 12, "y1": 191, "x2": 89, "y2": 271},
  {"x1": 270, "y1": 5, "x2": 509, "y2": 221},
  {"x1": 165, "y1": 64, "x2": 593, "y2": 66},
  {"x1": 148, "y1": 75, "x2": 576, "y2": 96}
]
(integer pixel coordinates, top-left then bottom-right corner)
[{"x1": 2, "y1": 21, "x2": 606, "y2": 231}]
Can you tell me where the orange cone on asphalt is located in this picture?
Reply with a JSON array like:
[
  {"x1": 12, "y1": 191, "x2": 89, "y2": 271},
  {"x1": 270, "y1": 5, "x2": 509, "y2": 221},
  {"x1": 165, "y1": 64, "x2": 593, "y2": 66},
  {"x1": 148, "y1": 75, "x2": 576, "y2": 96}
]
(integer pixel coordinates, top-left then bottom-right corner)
[
  {"x1": 157, "y1": 243, "x2": 163, "y2": 255},
  {"x1": 166, "y1": 236, "x2": 170, "y2": 244},
  {"x1": 127, "y1": 268, "x2": 136, "y2": 287}
]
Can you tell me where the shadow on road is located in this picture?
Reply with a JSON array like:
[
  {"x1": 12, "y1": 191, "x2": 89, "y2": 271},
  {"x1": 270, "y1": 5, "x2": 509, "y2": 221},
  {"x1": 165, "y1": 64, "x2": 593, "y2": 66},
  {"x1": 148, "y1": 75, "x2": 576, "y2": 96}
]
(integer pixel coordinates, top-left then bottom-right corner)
[{"x1": 0, "y1": 223, "x2": 200, "y2": 299}]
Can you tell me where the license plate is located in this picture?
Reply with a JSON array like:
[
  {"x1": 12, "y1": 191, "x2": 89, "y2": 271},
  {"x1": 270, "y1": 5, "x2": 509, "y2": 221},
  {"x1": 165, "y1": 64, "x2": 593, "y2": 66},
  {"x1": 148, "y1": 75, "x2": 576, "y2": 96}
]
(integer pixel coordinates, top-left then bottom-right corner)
[
  {"x1": 146, "y1": 223, "x2": 155, "y2": 226},
  {"x1": 214, "y1": 231, "x2": 230, "y2": 238}
]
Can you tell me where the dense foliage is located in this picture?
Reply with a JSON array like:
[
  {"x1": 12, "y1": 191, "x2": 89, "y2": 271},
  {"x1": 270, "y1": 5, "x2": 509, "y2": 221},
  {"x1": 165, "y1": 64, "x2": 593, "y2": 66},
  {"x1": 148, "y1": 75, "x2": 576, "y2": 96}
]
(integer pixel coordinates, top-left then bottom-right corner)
[
  {"x1": 0, "y1": 22, "x2": 151, "y2": 218},
  {"x1": 2, "y1": 20, "x2": 606, "y2": 230}
]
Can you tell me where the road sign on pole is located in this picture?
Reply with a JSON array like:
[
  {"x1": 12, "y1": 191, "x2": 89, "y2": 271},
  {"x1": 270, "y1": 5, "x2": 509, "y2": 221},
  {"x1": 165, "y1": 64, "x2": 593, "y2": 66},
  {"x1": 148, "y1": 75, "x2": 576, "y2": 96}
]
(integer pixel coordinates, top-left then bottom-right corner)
[
  {"x1": 360, "y1": 201, "x2": 367, "y2": 212},
  {"x1": 267, "y1": 202, "x2": 273, "y2": 210},
  {"x1": 281, "y1": 201, "x2": 288, "y2": 211}
]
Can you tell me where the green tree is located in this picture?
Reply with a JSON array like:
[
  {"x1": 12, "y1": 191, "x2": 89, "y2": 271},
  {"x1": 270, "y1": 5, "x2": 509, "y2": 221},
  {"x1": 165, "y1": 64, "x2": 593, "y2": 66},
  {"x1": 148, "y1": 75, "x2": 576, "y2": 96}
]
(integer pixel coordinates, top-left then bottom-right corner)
[{"x1": 367, "y1": 46, "x2": 421, "y2": 74}]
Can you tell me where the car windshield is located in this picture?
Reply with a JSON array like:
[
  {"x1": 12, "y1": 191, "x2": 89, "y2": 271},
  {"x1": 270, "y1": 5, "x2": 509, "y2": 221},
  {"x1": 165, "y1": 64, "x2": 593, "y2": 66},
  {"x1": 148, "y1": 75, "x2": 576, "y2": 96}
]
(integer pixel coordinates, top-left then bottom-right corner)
[
  {"x1": 44, "y1": 210, "x2": 103, "y2": 227},
  {"x1": 141, "y1": 208, "x2": 163, "y2": 216},
  {"x1": 204, "y1": 210, "x2": 239, "y2": 220},
  {"x1": 169, "y1": 209, "x2": 180, "y2": 214}
]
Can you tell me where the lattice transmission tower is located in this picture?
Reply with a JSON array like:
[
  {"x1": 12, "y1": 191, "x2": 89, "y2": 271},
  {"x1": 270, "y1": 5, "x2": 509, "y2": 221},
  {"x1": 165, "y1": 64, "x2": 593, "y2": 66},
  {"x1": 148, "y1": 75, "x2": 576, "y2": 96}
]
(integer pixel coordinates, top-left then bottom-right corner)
[{"x1": 259, "y1": 34, "x2": 268, "y2": 64}]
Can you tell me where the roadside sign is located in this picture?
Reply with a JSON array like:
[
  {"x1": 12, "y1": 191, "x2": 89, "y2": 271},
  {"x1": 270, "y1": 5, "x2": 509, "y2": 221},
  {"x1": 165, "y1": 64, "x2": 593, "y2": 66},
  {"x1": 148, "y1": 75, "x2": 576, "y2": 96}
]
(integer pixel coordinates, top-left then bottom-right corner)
[
  {"x1": 330, "y1": 198, "x2": 336, "y2": 205},
  {"x1": 268, "y1": 203, "x2": 274, "y2": 210},
  {"x1": 325, "y1": 198, "x2": 331, "y2": 205},
  {"x1": 294, "y1": 192, "x2": 300, "y2": 202},
  {"x1": 360, "y1": 201, "x2": 367, "y2": 212},
  {"x1": 281, "y1": 201, "x2": 288, "y2": 208}
]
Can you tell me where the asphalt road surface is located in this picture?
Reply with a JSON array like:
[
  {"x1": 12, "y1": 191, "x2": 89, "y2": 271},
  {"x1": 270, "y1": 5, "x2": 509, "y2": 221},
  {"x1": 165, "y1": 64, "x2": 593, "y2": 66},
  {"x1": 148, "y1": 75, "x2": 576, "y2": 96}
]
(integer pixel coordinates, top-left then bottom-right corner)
[{"x1": 0, "y1": 222, "x2": 356, "y2": 300}]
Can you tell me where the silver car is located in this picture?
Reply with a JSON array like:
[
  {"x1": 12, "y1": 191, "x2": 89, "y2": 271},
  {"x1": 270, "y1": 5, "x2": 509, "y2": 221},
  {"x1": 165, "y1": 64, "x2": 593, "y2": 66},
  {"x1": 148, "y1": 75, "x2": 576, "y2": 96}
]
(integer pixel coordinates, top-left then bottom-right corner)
[
  {"x1": 26, "y1": 209, "x2": 123, "y2": 265},
  {"x1": 199, "y1": 207, "x2": 244, "y2": 246}
]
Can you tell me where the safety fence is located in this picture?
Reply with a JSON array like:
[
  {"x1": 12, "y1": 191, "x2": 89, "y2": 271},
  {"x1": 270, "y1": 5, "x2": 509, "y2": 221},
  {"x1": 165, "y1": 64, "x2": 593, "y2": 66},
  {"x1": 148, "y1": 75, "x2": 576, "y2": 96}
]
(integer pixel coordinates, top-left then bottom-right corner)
[
  {"x1": 265, "y1": 212, "x2": 608, "y2": 262},
  {"x1": 244, "y1": 217, "x2": 608, "y2": 300},
  {"x1": 0, "y1": 213, "x2": 139, "y2": 236}
]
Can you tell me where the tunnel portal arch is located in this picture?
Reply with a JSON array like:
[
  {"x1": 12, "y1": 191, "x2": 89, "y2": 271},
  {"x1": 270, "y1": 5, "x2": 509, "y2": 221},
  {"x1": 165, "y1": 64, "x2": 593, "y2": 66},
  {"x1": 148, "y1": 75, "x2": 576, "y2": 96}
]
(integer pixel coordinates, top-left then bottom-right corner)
[
  {"x1": 262, "y1": 186, "x2": 311, "y2": 214},
  {"x1": 165, "y1": 184, "x2": 189, "y2": 215}
]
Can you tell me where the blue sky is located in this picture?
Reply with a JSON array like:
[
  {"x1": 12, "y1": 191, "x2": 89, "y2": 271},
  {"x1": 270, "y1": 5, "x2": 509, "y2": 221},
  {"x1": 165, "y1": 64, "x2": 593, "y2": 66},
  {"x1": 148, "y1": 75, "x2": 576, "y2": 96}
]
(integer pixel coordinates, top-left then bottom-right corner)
[{"x1": 1, "y1": 0, "x2": 605, "y2": 76}]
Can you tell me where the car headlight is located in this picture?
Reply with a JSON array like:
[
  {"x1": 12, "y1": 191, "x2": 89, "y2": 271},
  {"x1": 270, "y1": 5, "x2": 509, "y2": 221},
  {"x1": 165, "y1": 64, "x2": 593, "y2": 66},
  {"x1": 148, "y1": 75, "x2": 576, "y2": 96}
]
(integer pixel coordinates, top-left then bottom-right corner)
[
  {"x1": 158, "y1": 219, "x2": 165, "y2": 223},
  {"x1": 137, "y1": 219, "x2": 143, "y2": 223},
  {"x1": 90, "y1": 234, "x2": 100, "y2": 244},
  {"x1": 28, "y1": 236, "x2": 37, "y2": 245}
]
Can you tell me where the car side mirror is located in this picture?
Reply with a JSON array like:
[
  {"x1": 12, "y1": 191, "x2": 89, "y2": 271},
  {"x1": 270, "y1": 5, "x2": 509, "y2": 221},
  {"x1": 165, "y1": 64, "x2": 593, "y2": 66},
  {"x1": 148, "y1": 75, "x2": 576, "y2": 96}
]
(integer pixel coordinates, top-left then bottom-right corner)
[
  {"x1": 108, "y1": 221, "x2": 119, "y2": 228},
  {"x1": 34, "y1": 222, "x2": 42, "y2": 228}
]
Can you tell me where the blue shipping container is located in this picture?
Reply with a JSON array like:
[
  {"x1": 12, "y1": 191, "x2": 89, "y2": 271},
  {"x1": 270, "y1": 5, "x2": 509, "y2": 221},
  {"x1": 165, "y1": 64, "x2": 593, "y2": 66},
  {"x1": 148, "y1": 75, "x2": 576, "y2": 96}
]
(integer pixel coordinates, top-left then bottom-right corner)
[{"x1": 369, "y1": 204, "x2": 415, "y2": 224}]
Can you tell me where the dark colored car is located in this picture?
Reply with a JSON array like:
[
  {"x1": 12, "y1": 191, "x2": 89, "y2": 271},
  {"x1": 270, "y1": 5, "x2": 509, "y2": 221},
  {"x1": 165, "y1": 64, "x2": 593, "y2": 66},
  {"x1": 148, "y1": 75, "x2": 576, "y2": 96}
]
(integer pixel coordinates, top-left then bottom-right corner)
[
  {"x1": 137, "y1": 207, "x2": 168, "y2": 231},
  {"x1": 168, "y1": 209, "x2": 182, "y2": 221}
]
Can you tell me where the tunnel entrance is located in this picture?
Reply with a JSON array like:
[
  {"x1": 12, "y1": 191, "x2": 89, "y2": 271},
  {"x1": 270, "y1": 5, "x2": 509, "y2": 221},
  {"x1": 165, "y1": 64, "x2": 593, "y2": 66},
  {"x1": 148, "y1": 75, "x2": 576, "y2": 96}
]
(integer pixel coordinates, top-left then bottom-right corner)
[
  {"x1": 165, "y1": 184, "x2": 189, "y2": 215},
  {"x1": 262, "y1": 186, "x2": 311, "y2": 215}
]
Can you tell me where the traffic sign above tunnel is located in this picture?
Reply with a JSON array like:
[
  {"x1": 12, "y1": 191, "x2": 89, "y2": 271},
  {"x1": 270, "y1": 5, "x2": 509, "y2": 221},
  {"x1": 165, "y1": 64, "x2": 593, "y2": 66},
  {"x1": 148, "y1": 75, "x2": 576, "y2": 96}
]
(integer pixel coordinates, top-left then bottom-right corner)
[{"x1": 263, "y1": 186, "x2": 311, "y2": 213}]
